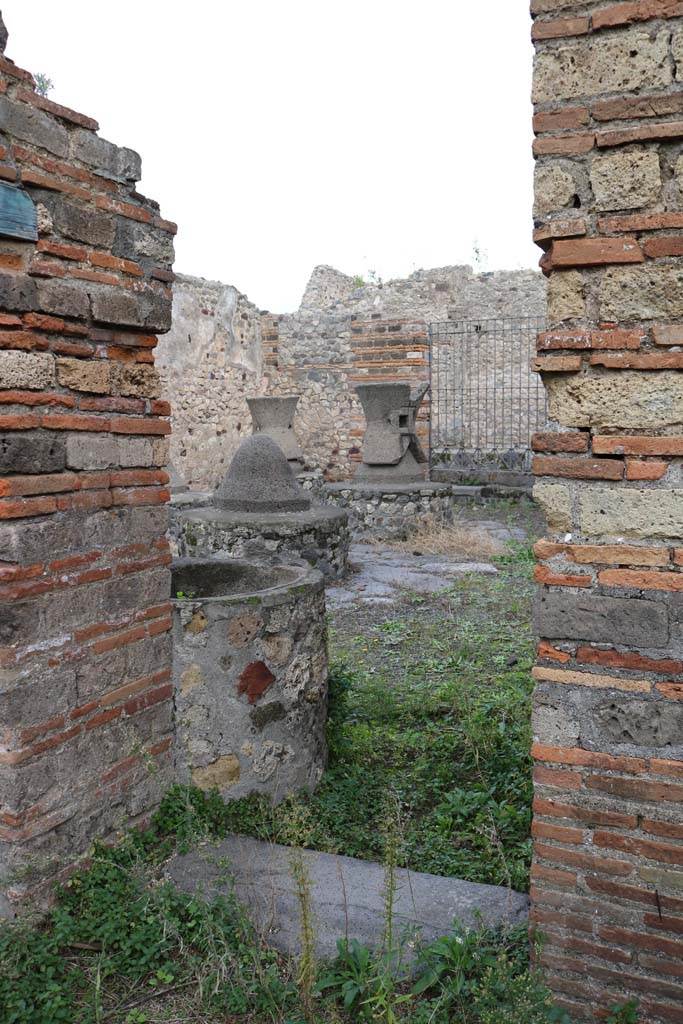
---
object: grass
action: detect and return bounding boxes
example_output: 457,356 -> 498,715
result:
205,540 -> 537,891
378,513 -> 510,559
0,804 -> 563,1023
0,797 -> 639,1023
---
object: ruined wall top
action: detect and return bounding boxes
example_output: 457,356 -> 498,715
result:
296,263 -> 547,322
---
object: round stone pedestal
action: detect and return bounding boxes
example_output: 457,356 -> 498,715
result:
324,481 -> 456,539
177,505 -> 350,580
172,558 -> 328,801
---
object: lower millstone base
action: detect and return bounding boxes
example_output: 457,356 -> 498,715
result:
174,503 -> 351,580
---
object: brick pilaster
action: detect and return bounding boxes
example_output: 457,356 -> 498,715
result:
531,4 -> 683,1021
0,42 -> 175,908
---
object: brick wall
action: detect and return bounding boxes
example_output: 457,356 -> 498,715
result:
0,34 -> 175,909
531,3 -> 683,1021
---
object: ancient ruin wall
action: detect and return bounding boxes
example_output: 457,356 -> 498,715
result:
158,266 -> 547,490
531,4 -> 683,1021
0,34 -> 175,907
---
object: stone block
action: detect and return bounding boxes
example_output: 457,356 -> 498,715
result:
534,590 -> 669,646
0,432 -> 66,474
592,698 -> 683,752
33,192 -> 116,249
111,362 -> 160,399
546,371 -> 683,430
0,96 -> 69,158
0,597 -> 41,644
0,350 -> 54,389
114,219 -> 174,265
579,488 -> 683,540
0,272 -> 37,312
117,436 -> 154,468
547,270 -> 585,323
152,437 -> 170,467
66,433 -> 118,470
90,287 -> 171,332
534,163 -> 578,216
56,357 -> 111,395
69,130 -> 141,182
533,481 -> 573,532
600,265 -> 683,320
36,279 -> 90,320
590,148 -> 661,212
532,28 -> 671,104
533,694 -> 580,747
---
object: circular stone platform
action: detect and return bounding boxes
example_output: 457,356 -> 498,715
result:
178,505 -> 350,580
175,436 -> 350,579
323,481 -> 457,540
172,557 -> 327,801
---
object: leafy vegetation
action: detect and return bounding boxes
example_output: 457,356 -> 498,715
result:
180,544 -> 537,890
0,821 -> 560,1023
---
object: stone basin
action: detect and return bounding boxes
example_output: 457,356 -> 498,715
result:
172,559 -> 306,601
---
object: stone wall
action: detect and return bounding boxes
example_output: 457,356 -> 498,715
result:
158,266 -> 547,490
0,30 -> 175,909
531,3 -> 683,1021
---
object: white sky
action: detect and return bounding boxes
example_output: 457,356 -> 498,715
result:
3,1 -> 538,311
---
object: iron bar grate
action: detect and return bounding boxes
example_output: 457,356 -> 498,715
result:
428,317 -> 547,473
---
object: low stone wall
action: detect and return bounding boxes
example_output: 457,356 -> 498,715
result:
324,482 -> 458,540
172,559 -> 328,801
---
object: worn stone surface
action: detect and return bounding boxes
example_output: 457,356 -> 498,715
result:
248,396 -> 303,465
547,270 -> 585,322
355,382 -> 429,484
0,432 -> 66,474
174,500 -> 350,581
533,28 -> 671,104
56,357 -> 110,394
326,542 -> 502,609
532,482 -> 573,532
0,350 -> 54,389
590,148 -> 661,212
172,560 -> 328,801
215,435 -> 311,513
546,371 -> 683,430
600,265 -> 683,320
167,835 -> 529,961
579,488 -> 683,540
534,163 -> 578,216
192,755 -> 241,792
534,591 -> 669,647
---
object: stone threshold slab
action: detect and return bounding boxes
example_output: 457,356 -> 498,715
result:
165,834 -> 529,960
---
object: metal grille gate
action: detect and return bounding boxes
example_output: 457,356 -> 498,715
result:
428,317 -> 547,473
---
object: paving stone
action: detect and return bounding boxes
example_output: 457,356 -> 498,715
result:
166,835 -> 529,961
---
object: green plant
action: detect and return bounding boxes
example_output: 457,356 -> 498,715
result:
606,1001 -> 640,1024
33,72 -> 54,96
